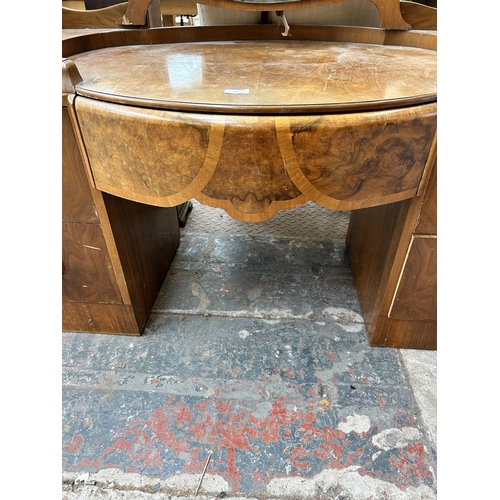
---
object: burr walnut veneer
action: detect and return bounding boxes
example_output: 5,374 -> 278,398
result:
62,24 -> 437,348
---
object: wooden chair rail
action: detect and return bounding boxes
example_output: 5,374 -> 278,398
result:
63,24 -> 436,61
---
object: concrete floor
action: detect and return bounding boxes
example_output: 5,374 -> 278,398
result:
62,201 -> 437,499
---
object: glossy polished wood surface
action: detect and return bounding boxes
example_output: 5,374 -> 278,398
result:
71,41 -> 436,113
63,22 -> 438,346
75,97 -> 436,220
67,31 -> 437,222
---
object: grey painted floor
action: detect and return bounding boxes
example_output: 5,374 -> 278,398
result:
62,200 -> 437,499
182,200 -> 437,454
183,200 -> 437,451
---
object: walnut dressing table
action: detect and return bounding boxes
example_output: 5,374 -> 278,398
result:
62,0 -> 437,348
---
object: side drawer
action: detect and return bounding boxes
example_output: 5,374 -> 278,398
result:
390,236 -> 437,321
62,222 -> 123,304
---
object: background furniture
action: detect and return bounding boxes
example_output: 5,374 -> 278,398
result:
62,0 -> 198,28
197,0 -> 435,29
62,2 -> 130,28
160,0 -> 198,26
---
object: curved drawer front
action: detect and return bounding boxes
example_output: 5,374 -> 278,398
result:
283,103 -> 436,210
75,97 -> 436,222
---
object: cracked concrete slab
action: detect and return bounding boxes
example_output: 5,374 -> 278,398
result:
399,350 -> 437,451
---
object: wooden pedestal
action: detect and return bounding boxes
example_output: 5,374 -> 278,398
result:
62,106 -> 180,335
347,160 -> 437,349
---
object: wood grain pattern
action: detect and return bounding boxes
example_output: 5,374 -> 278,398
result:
368,0 -> 410,29
102,193 -> 180,331
400,1 -> 436,30
70,41 -> 436,114
283,104 -> 436,209
74,95 -> 435,221
368,316 -> 436,349
390,236 -> 436,321
62,301 -> 141,335
117,0 -> 162,26
63,1 -> 86,9
199,116 -> 305,218
63,84 -> 180,335
346,159 -> 437,349
75,98 -> 221,202
62,108 -> 98,223
346,201 -> 411,334
62,59 -> 83,96
62,222 -> 123,304
414,159 -> 436,235
160,0 -> 198,15
62,25 -> 437,60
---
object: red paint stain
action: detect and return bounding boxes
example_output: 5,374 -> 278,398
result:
63,435 -> 84,454
70,457 -> 101,470
70,414 -> 167,473
223,284 -> 235,298
148,404 -> 192,455
261,399 -> 291,444
290,446 -> 309,469
307,386 -> 317,397
185,397 -> 331,489
181,447 -> 203,474
284,369 -> 295,379
101,431 -> 165,472
252,470 -> 267,487
189,406 -> 215,442
359,440 -> 433,490
387,442 -> 434,488
188,400 -> 260,491
312,429 -> 345,462
344,447 -> 364,467
379,397 -> 387,406
326,352 -> 337,362
172,403 -> 194,426
109,437 -> 133,452
66,396 -> 412,493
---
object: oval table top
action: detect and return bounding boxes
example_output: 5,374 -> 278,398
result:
71,40 -> 436,114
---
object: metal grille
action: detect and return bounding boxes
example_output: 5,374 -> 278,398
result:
183,200 -> 350,242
